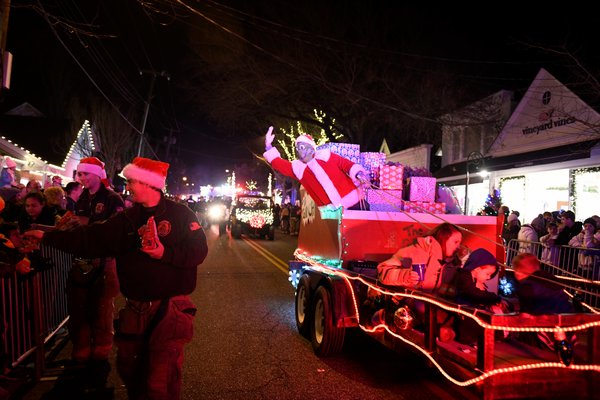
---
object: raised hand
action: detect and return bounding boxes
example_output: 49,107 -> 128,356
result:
265,126 -> 275,150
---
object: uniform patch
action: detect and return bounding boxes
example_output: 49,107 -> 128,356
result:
95,203 -> 105,215
189,222 -> 201,231
157,220 -> 171,237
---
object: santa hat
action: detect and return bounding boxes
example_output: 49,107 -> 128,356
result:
3,157 -> 16,169
77,157 -> 106,178
121,157 -> 169,189
295,135 -> 317,149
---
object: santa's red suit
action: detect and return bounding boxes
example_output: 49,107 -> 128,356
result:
264,147 -> 365,208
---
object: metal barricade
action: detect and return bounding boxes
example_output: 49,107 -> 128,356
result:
506,239 -> 600,310
1,245 -> 72,378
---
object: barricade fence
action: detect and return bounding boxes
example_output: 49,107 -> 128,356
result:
506,239 -> 600,310
1,244 -> 72,375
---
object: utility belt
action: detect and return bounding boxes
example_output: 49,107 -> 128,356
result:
69,258 -> 106,287
115,295 -> 196,344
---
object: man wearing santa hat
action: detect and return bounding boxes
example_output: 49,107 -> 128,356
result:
65,157 -> 125,375
25,157 -> 208,400
263,126 -> 370,210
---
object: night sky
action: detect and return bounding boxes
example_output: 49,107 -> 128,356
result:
3,1 -> 600,185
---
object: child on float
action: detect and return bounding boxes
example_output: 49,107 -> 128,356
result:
512,253 -> 576,352
512,253 -> 574,315
452,248 -> 509,345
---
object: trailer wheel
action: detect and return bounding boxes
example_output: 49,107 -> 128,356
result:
311,286 -> 345,356
295,275 -> 311,337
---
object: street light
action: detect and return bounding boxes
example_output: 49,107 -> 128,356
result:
465,151 -> 484,215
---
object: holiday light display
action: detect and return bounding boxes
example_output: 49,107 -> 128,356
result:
290,250 -> 600,387
234,208 -> 273,227
479,188 -> 502,216
277,109 -> 344,161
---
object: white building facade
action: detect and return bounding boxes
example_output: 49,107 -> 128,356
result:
436,68 -> 600,224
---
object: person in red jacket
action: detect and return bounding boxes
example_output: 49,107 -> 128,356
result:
25,157 -> 208,400
263,126 -> 370,210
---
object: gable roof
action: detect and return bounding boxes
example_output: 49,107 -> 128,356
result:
4,102 -> 45,118
488,68 -> 600,157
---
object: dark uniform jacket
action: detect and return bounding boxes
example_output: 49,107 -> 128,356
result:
42,193 -> 208,301
76,184 -> 124,222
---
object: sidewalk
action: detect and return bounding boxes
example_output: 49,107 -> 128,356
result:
3,329 -> 128,400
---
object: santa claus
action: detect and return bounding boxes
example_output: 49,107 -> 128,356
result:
263,126 -> 370,210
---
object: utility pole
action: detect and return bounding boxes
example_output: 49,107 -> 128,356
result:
0,0 -> 9,48
1,0 -> 11,90
137,69 -> 170,157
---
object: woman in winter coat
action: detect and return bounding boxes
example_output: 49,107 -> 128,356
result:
377,222 -> 463,292
375,222 -> 463,341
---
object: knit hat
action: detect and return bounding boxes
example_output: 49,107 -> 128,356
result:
463,248 -> 498,277
507,213 -> 518,223
295,135 -> 317,150
121,157 -> 169,189
583,217 -> 597,229
77,157 -> 106,178
3,157 -> 16,169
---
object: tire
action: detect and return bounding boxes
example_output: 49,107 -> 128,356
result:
232,224 -> 242,239
310,286 -> 345,356
295,275 -> 311,337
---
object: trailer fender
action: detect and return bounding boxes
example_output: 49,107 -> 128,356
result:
308,273 -> 357,328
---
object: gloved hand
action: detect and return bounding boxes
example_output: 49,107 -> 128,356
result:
356,171 -> 370,187
265,126 -> 275,151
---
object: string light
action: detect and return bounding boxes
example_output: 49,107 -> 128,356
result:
290,251 -> 600,387
235,209 -> 274,226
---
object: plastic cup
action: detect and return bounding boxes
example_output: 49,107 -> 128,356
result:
412,263 -> 426,282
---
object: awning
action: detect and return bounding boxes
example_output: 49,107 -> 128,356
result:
435,139 -> 600,185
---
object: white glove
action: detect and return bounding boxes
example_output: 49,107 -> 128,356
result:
265,126 -> 274,150
356,171 -> 370,187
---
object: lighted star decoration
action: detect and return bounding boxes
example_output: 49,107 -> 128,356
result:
246,180 -> 257,191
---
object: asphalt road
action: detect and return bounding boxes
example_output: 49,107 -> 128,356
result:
16,224 -> 476,400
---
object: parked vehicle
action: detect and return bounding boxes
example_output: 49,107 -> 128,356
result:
230,195 -> 275,240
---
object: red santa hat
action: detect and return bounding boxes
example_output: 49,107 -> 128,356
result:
295,135 -> 317,149
77,157 -> 106,178
121,157 -> 169,189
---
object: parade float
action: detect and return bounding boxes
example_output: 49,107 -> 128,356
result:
286,143 -> 600,400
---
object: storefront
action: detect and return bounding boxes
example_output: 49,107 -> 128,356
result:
436,68 -> 600,223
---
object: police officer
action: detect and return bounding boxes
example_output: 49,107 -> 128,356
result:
68,157 -> 124,366
25,157 -> 208,400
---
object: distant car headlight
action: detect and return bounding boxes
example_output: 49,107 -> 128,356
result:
208,204 -> 226,220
